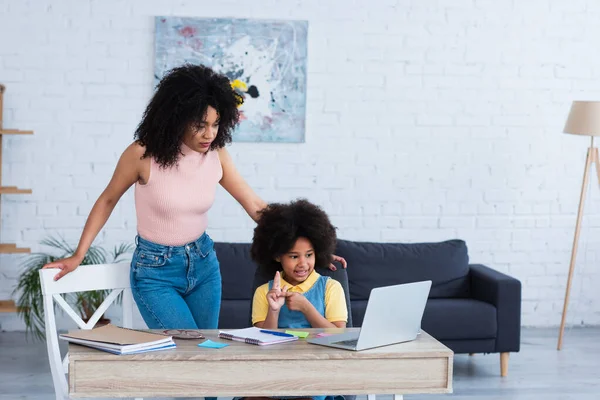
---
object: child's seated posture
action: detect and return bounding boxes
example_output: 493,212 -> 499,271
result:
243,199 -> 347,400
251,199 -> 348,331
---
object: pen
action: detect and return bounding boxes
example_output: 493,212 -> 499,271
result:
260,329 -> 295,337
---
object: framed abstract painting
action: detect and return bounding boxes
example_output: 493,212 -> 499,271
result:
154,16 -> 308,143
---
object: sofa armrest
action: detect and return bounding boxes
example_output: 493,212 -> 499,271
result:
470,264 -> 522,353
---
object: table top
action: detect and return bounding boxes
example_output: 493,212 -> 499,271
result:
68,328 -> 453,362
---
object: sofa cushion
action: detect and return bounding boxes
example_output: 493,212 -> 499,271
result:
219,300 -> 252,329
336,239 -> 470,299
423,299 -> 497,340
350,298 -> 497,341
215,242 -> 257,300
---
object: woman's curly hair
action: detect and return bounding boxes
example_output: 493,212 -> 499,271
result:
250,199 -> 337,275
134,64 -> 243,168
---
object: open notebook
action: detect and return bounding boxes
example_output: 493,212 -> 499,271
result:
218,327 -> 298,346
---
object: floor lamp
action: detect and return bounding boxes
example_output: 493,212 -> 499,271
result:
557,101 -> 600,350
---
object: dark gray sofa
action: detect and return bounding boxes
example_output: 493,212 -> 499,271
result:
216,238 -> 521,377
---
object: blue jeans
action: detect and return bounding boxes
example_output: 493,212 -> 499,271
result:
130,233 -> 222,329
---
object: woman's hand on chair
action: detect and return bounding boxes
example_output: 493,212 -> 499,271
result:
42,255 -> 83,281
328,254 -> 348,271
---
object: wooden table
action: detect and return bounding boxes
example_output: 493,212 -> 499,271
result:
68,328 -> 453,399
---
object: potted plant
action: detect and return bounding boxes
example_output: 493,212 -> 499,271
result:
12,235 -> 133,340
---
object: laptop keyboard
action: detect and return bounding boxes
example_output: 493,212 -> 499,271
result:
332,339 -> 358,347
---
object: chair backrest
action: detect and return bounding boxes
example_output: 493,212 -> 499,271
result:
314,267 -> 353,328
250,267 -> 354,328
39,262 -> 134,400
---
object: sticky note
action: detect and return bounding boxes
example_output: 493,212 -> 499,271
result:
285,330 -> 309,338
197,340 -> 229,349
316,333 -> 334,337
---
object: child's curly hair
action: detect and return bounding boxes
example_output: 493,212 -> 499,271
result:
134,63 -> 243,168
250,199 -> 337,275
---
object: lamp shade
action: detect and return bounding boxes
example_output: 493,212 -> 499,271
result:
563,101 -> 600,136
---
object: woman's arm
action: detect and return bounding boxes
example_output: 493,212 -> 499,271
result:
42,143 -> 145,280
217,147 -> 348,270
218,147 -> 266,222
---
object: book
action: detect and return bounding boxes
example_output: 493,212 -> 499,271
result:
218,327 -> 299,346
59,324 -> 176,355
63,338 -> 176,355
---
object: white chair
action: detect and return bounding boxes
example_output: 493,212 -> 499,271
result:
39,262 -> 141,400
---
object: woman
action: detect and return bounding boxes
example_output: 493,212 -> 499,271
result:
42,64 -> 346,330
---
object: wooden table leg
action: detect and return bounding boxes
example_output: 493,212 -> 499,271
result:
500,352 -> 509,377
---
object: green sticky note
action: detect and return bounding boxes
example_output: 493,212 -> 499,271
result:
285,330 -> 309,338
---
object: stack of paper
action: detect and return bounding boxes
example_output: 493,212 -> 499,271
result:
59,324 -> 176,355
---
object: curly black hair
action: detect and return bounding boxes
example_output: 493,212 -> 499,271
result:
134,64 -> 243,168
250,199 -> 337,275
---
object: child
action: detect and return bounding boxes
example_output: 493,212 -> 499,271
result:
246,199 -> 347,400
250,199 -> 348,330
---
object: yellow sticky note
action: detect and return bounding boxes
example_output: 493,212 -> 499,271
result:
285,330 -> 309,338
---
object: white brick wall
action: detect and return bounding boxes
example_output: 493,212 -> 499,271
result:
1,0 -> 600,331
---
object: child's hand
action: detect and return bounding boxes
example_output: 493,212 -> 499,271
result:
266,271 -> 288,312
284,292 -> 308,313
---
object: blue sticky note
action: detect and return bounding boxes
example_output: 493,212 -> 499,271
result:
197,339 -> 228,349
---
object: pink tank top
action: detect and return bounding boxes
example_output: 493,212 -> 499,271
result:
134,144 -> 223,246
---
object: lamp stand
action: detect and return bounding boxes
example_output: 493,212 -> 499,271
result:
558,136 -> 600,350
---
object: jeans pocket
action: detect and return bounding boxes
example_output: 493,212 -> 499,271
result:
135,249 -> 168,268
197,235 -> 215,258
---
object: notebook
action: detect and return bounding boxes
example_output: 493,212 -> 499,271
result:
59,324 -> 176,355
218,327 -> 299,346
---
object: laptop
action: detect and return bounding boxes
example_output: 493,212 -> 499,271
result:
307,280 -> 432,351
